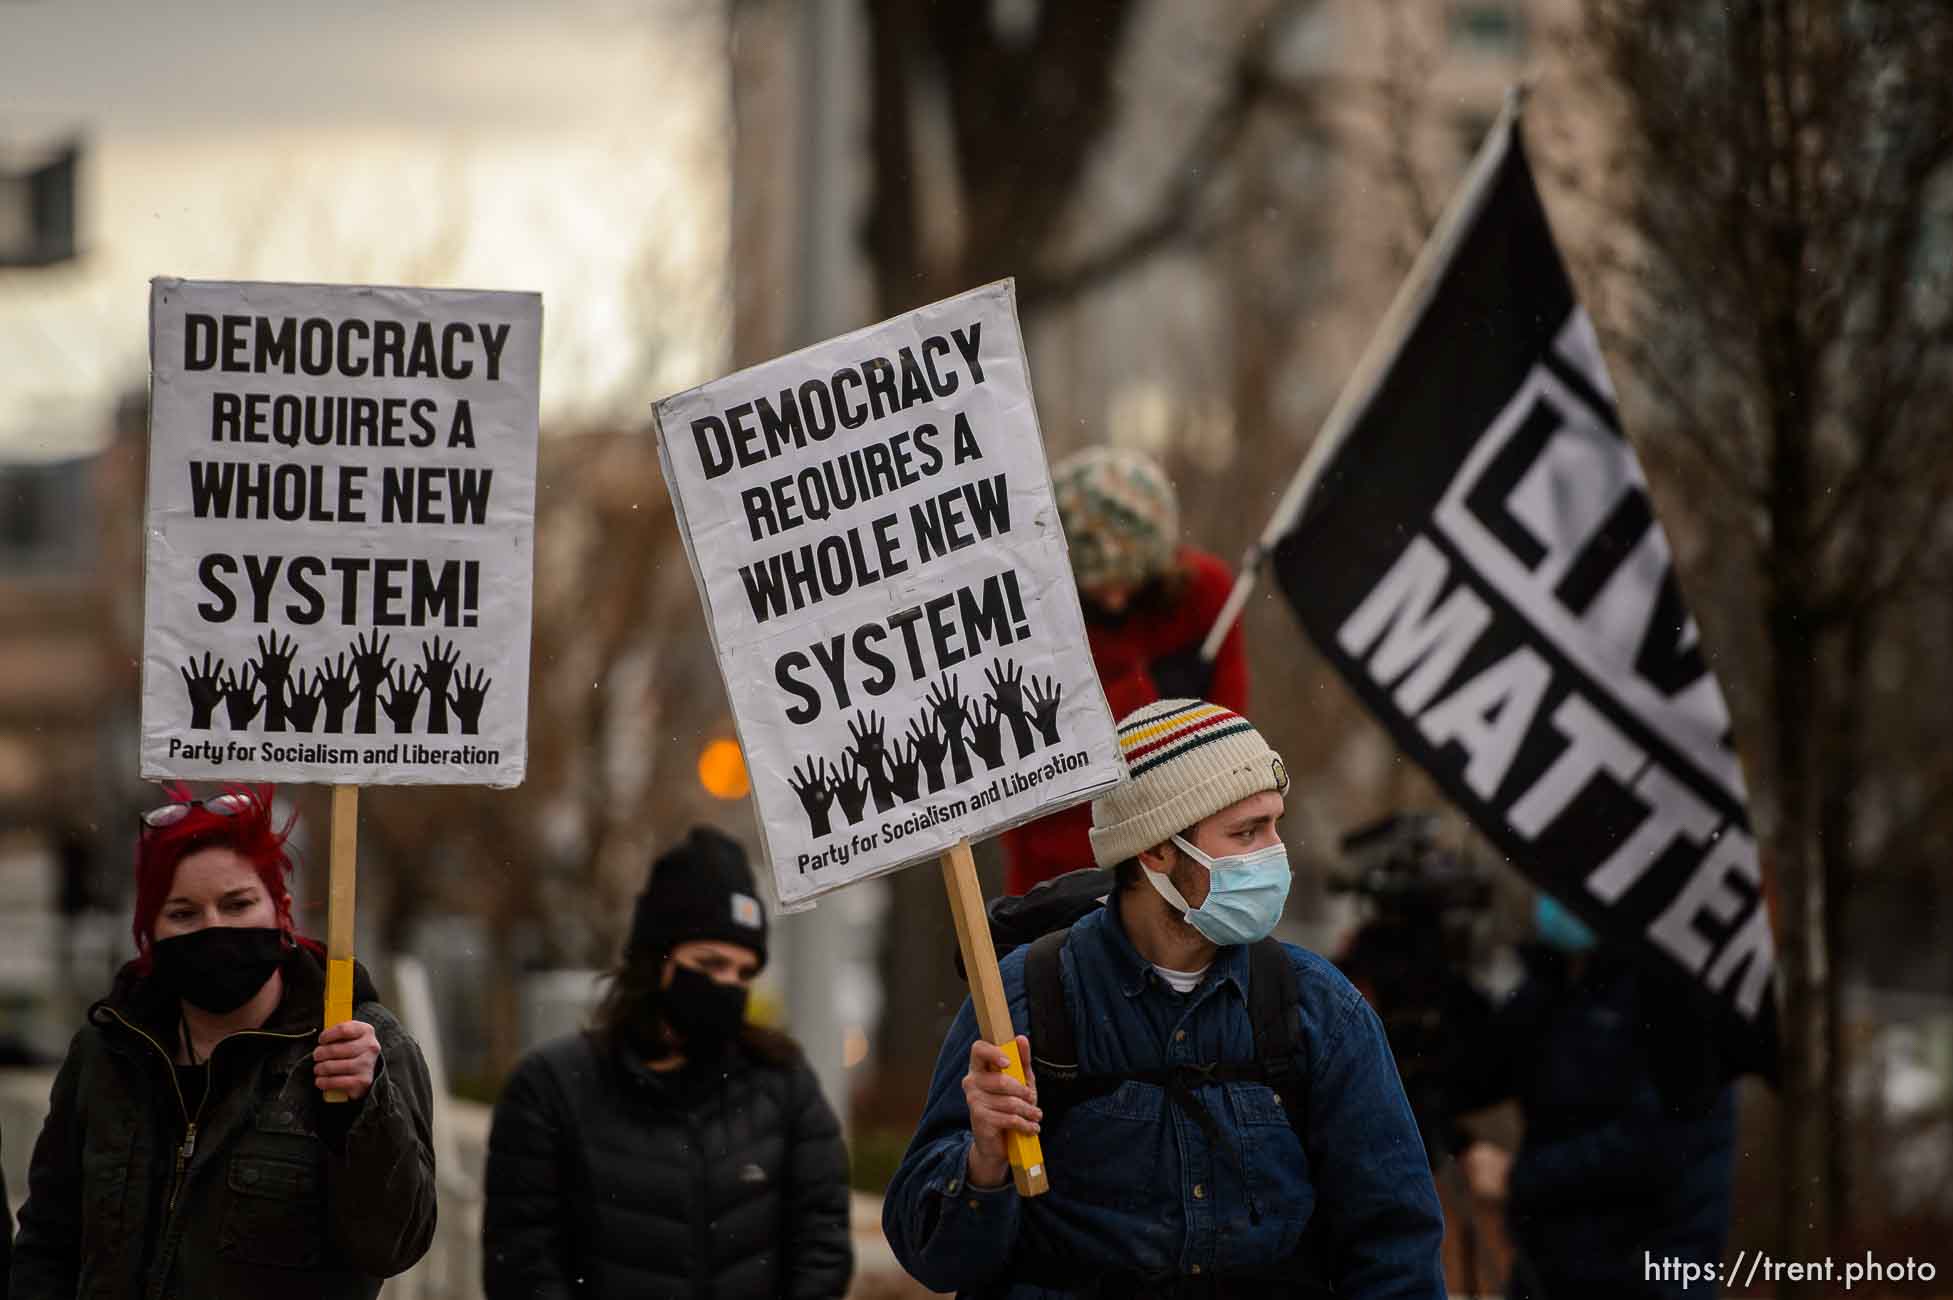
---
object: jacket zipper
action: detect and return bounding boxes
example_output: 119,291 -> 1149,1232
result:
101,1008 -> 198,1211
100,1008 -> 312,1212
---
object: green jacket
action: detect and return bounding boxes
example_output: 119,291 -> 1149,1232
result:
10,946 -> 437,1300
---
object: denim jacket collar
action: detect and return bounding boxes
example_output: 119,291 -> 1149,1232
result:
1086,895 -> 1252,1003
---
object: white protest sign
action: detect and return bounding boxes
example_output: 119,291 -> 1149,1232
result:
655,280 -> 1122,909
140,278 -> 540,787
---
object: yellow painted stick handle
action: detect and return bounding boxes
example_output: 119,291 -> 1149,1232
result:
997,1038 -> 1048,1195
325,957 -> 355,1030
324,786 -> 359,1104
938,840 -> 1049,1197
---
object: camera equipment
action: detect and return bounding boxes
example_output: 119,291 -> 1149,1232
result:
1329,813 -> 1493,1170
1328,811 -> 1491,918
1331,812 -> 1502,1294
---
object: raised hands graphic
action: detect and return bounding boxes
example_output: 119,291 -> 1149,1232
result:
789,757 -> 838,839
418,637 -> 462,734
1027,673 -> 1064,748
450,664 -> 491,735
832,753 -> 872,826
170,634 -> 495,744
349,632 -> 392,734
317,652 -> 358,733
907,713 -> 949,794
847,710 -> 899,813
926,674 -> 976,786
777,663 -> 1073,842
180,653 -> 227,730
221,665 -> 262,730
250,632 -> 300,732
968,700 -> 1008,772
382,665 -> 425,735
886,734 -> 922,803
985,658 -> 1039,759
285,668 -> 325,734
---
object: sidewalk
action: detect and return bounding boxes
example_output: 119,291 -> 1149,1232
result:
849,1192 -> 942,1299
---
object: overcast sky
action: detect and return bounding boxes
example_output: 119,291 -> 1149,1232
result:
0,0 -> 731,460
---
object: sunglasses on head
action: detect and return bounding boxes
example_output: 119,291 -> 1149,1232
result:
139,791 -> 256,833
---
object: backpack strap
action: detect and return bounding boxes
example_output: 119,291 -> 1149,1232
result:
1015,930 -> 1333,1294
1024,926 -> 1127,1120
1248,937 -> 1335,1296
1032,931 -> 1310,1127
1024,928 -> 1082,1103
1000,932 -> 1098,1295
1246,936 -> 1306,1134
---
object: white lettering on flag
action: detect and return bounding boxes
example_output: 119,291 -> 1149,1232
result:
1433,312 -> 1741,803
1332,513 -> 1775,1024
1336,534 -> 1493,715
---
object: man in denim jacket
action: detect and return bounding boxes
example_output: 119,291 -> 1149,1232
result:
885,699 -> 1446,1298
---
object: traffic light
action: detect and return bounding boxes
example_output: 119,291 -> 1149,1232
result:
697,738 -> 750,800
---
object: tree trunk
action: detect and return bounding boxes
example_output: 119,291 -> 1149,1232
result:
1818,606 -> 1871,1247
1768,413 -> 1832,1286
484,906 -> 526,1083
866,866 -> 963,1125
1772,625 -> 1831,1285
863,0 -> 926,316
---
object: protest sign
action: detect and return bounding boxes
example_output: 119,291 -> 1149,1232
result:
655,280 -> 1122,910
140,278 -> 541,787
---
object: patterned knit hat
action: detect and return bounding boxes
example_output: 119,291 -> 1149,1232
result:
1089,699 -> 1289,868
1051,446 -> 1180,590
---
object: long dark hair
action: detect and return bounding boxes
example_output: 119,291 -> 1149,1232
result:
589,948 -> 802,1069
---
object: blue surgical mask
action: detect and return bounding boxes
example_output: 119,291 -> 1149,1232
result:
1141,835 -> 1292,946
1534,894 -> 1597,954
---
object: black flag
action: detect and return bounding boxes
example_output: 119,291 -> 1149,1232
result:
1269,108 -> 1778,1080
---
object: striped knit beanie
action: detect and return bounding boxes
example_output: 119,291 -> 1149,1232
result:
1052,446 -> 1180,590
1089,699 -> 1290,868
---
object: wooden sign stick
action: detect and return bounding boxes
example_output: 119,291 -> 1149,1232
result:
323,785 -> 359,1104
939,839 -> 1049,1197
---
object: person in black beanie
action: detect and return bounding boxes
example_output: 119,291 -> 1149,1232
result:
482,826 -> 854,1300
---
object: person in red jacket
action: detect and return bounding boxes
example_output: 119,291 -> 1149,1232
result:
1003,447 -> 1249,894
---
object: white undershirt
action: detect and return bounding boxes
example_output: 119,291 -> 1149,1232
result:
1151,962 -> 1210,994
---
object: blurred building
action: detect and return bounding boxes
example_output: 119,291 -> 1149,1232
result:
0,129 -> 149,1049
0,136 -> 78,268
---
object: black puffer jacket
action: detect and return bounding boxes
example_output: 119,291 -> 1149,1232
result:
9,947 -> 437,1300
482,1029 -> 853,1299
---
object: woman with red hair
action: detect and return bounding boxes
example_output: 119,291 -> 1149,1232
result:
10,786 -> 437,1299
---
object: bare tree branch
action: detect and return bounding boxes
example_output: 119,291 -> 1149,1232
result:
1021,0 -> 1324,312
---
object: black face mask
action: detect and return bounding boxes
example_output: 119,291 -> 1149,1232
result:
150,926 -> 287,1014
661,963 -> 749,1055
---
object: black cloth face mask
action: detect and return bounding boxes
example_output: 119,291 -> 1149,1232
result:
150,926 -> 287,1014
661,963 -> 750,1055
